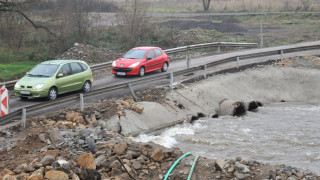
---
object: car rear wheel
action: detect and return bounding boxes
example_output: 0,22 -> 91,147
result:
83,81 -> 91,92
48,87 -> 57,100
161,62 -> 168,72
139,67 -> 145,77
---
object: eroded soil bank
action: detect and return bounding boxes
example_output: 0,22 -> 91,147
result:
0,56 -> 320,179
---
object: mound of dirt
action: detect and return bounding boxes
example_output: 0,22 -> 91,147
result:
55,43 -> 121,64
160,20 -> 247,32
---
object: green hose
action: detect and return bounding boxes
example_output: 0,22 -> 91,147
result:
187,155 -> 199,180
164,152 -> 192,180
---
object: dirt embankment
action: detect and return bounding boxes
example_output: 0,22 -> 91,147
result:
1,56 -> 320,179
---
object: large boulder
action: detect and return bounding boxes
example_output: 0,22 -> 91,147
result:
218,99 -> 246,116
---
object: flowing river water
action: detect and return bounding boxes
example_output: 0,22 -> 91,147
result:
136,102 -> 320,175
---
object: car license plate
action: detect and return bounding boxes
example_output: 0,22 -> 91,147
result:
117,72 -> 126,76
20,90 -> 30,95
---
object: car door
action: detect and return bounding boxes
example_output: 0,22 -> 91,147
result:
145,50 -> 156,72
69,62 -> 85,90
154,48 -> 164,69
56,63 -> 73,94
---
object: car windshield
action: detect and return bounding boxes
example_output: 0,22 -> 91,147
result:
28,64 -> 59,77
123,49 -> 147,59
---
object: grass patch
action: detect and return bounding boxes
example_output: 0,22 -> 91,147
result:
0,61 -> 39,82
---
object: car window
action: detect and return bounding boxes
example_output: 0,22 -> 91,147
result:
155,49 -> 162,57
28,64 -> 59,77
123,49 -> 147,59
147,50 -> 155,59
79,63 -> 88,71
58,64 -> 72,77
70,62 -> 83,74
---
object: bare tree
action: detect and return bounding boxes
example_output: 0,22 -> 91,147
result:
202,0 -> 211,12
0,0 -> 58,39
116,0 -> 150,48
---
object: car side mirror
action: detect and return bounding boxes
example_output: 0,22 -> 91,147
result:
56,73 -> 64,78
147,57 -> 152,60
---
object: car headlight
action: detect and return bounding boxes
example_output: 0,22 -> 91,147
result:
112,61 -> 116,66
14,82 -> 20,89
33,83 -> 45,90
129,62 -> 140,68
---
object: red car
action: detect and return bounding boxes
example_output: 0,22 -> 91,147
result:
111,46 -> 169,77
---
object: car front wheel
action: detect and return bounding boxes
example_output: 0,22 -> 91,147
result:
161,62 -> 168,72
139,67 -> 145,77
48,87 -> 57,100
83,81 -> 91,92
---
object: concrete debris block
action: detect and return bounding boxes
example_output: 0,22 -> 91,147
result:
38,133 -> 46,143
218,99 -> 246,116
66,111 -> 84,124
45,170 -> 68,180
15,173 -> 29,180
234,171 -> 250,180
49,128 -> 64,143
27,169 -> 44,180
13,163 -> 27,174
44,120 -> 55,126
95,155 -> 106,168
145,94 -> 153,101
120,100 -> 130,108
43,150 -> 59,159
215,158 -> 226,171
2,174 -> 16,180
151,147 -> 164,162
40,155 -> 55,167
103,115 -> 120,133
52,159 -> 70,172
114,141 -> 128,155
77,153 -> 96,170
132,161 -> 142,170
134,105 -> 144,114
235,161 -> 250,173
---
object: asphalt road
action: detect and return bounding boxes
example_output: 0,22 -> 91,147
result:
8,41 -> 320,113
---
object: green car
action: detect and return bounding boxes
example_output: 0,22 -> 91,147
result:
14,60 -> 93,100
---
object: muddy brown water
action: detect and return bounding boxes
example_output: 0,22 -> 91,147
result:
136,102 -> 320,175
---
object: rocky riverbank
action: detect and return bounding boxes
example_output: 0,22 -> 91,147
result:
1,56 -> 320,179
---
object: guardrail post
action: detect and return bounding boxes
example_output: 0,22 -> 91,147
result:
80,93 -> 84,112
203,65 -> 207,79
217,46 -> 221,54
186,48 -> 190,69
280,50 -> 284,60
21,108 -> 26,128
127,83 -> 137,102
236,57 -> 240,69
170,73 -> 174,90
260,18 -> 264,48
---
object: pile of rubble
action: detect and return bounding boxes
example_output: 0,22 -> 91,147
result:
1,123 -> 318,180
55,43 -> 121,64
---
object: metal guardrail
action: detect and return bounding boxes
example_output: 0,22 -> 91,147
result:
1,42 -> 320,126
0,42 -> 257,88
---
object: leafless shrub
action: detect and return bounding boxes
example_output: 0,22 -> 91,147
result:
116,0 -> 151,49
300,0 -> 311,11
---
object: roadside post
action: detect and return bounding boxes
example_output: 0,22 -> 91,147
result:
236,57 -> 240,69
0,85 -> 9,117
186,48 -> 190,69
21,108 -> 26,128
80,93 -> 84,112
128,83 -> 137,102
217,46 -> 221,54
170,73 -> 174,90
203,65 -> 207,79
281,50 -> 284,60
